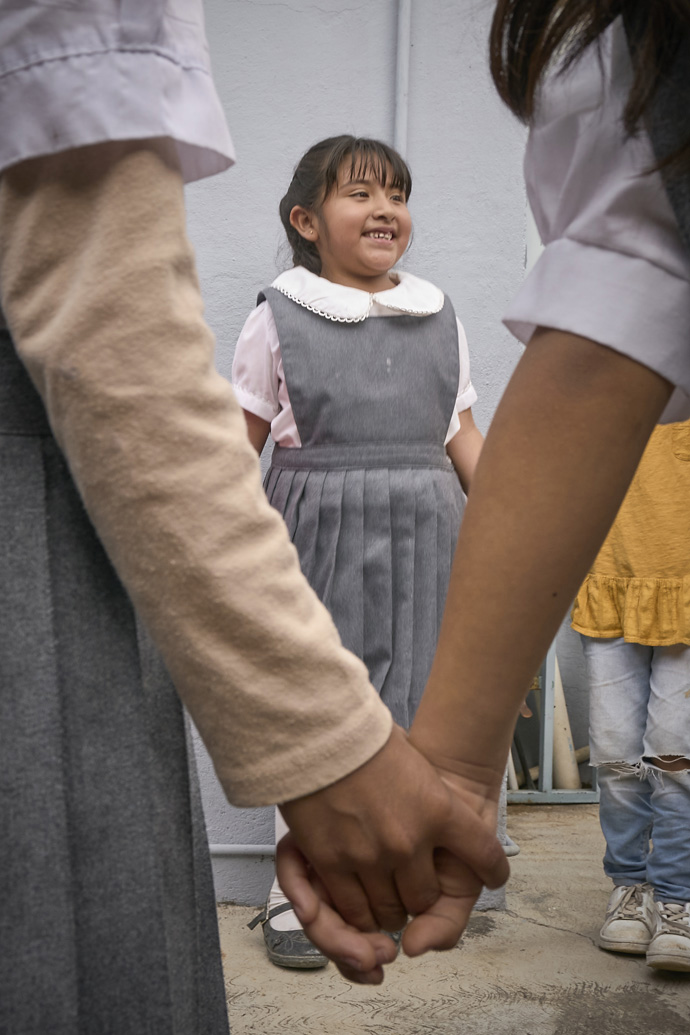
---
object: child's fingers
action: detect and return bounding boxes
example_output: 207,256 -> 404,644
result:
314,870 -> 379,933
354,868 -> 410,933
437,790 -> 509,891
434,846 -> 485,899
401,848 -> 482,956
393,850 -> 441,918
277,835 -> 398,981
301,900 -> 398,981
275,834 -> 321,926
335,961 -> 385,986
402,892 -> 477,957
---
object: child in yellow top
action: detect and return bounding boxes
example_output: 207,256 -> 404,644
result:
572,421 -> 690,972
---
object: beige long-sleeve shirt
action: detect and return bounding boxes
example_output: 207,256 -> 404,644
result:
0,140 -> 392,806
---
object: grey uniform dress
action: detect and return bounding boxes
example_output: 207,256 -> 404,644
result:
261,287 -> 465,728
0,328 -> 229,1035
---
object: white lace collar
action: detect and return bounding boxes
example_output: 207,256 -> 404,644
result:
270,266 -> 445,323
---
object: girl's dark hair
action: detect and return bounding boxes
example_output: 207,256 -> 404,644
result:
279,135 -> 412,275
489,0 -> 690,169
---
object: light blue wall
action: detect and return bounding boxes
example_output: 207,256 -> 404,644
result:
185,0 -> 586,905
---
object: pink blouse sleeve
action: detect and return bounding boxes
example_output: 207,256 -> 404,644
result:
231,301 -> 281,422
445,316 -> 478,444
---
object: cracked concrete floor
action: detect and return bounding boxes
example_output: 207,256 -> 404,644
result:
218,805 -> 690,1035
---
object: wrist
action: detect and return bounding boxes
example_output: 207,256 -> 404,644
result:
408,711 -> 510,797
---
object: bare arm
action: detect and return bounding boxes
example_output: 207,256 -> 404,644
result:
411,329 -> 671,786
373,329 -> 671,958
242,409 -> 270,454
445,406 -> 483,493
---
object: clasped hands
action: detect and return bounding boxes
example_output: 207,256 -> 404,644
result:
278,724 -> 508,984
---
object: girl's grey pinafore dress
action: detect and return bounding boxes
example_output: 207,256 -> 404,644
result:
0,327 -> 229,1035
261,287 -> 465,727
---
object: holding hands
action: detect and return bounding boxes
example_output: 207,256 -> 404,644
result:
278,724 -> 508,983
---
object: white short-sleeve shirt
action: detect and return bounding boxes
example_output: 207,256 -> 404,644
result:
0,0 -> 234,182
504,17 -> 690,422
232,266 -> 478,447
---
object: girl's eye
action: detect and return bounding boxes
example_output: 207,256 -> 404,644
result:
351,190 -> 369,198
390,193 -> 405,203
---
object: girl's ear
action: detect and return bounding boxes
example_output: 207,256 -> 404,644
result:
289,205 -> 319,242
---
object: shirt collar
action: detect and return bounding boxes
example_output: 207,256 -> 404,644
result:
270,266 -> 445,322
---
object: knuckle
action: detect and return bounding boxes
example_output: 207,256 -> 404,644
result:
340,901 -> 372,928
386,831 -> 417,864
375,897 -> 406,922
408,888 -> 440,915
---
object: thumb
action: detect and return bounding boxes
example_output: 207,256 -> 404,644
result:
403,847 -> 484,957
402,889 -> 477,957
438,789 -> 509,890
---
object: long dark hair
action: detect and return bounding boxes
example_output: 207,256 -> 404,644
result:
489,0 -> 690,168
279,135 -> 413,275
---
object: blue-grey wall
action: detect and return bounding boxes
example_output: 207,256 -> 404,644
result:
185,0 -> 588,904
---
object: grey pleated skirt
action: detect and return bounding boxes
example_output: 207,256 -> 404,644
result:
266,443 -> 463,728
0,329 -> 229,1034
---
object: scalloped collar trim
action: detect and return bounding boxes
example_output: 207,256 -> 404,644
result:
270,266 -> 445,323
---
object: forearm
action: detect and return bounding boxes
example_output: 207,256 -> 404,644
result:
0,140 -> 391,806
446,413 -> 483,493
411,329 -> 672,781
242,409 -> 271,454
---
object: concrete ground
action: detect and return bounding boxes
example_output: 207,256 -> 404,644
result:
218,805 -> 690,1035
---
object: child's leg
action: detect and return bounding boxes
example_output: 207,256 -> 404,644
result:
643,644 -> 690,971
583,636 -> 654,884
581,635 -> 656,953
643,643 -> 690,902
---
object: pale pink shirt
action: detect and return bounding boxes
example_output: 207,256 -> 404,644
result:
232,266 -> 477,447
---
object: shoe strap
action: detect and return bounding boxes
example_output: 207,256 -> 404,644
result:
247,900 -> 295,930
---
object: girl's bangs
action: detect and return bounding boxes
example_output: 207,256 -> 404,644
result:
322,139 -> 412,199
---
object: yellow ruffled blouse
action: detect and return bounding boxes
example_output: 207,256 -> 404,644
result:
572,421 -> 690,646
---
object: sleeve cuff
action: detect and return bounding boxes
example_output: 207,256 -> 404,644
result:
456,382 -> 478,414
229,696 -> 394,807
231,383 -> 277,423
504,237 -> 690,421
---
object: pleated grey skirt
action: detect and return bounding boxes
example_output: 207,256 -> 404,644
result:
0,330 -> 229,1034
266,442 -> 464,728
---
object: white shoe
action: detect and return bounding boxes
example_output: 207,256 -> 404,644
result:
599,884 -> 654,955
646,900 -> 690,972
503,835 -> 520,858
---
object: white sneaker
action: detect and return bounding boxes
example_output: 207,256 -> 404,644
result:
599,884 -> 655,955
646,901 -> 690,972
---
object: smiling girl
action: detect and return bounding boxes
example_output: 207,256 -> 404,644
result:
232,134 -> 482,968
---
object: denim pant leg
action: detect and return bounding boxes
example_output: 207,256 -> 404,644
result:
643,644 -> 690,903
581,636 -> 653,886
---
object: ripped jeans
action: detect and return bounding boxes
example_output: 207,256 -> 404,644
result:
581,636 -> 690,903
